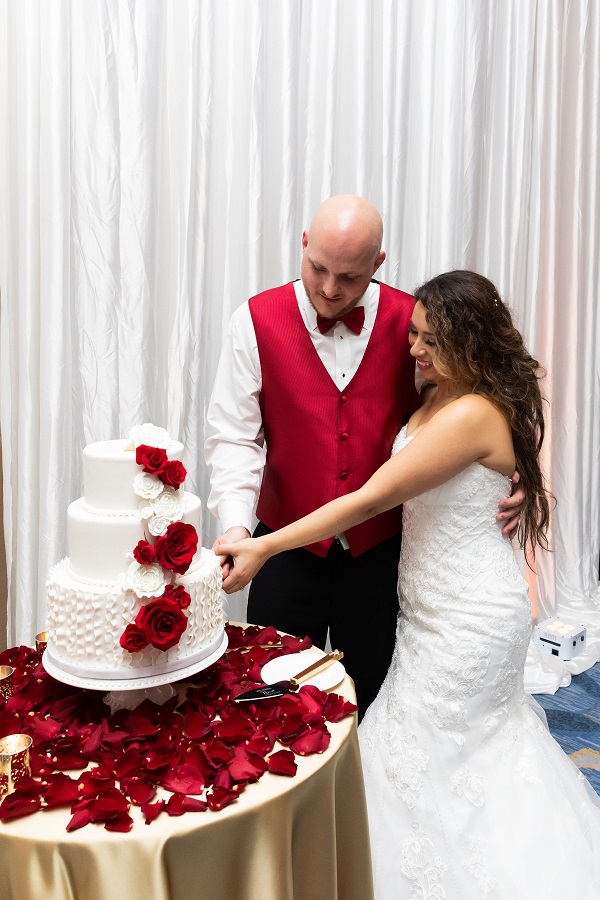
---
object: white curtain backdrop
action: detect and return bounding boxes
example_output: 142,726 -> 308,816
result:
1,0 -> 599,690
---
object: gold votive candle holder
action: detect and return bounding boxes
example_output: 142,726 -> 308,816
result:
0,733 -> 32,796
35,631 -> 48,655
0,666 -> 14,701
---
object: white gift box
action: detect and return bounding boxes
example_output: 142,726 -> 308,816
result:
534,617 -> 587,661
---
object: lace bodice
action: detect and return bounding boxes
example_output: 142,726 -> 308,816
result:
392,425 -> 525,638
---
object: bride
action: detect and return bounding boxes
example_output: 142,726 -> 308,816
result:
216,270 -> 600,898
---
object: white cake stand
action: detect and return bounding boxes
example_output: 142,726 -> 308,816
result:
42,630 -> 229,707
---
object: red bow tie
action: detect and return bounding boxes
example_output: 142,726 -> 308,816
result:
316,306 -> 365,335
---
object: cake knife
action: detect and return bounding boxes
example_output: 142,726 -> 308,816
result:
234,650 -> 344,702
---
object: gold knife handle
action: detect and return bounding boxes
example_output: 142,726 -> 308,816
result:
290,650 -> 344,687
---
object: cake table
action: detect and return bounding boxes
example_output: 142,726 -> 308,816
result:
0,631 -> 373,900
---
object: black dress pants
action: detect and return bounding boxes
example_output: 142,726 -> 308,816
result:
247,523 -> 402,720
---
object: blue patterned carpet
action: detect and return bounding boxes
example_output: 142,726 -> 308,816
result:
536,662 -> 600,796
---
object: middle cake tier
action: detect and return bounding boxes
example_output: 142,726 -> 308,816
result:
67,492 -> 203,583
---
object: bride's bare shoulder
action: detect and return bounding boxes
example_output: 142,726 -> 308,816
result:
435,393 -> 510,435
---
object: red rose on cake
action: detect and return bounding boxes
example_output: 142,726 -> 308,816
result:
163,583 -> 192,610
135,597 -> 188,651
159,460 -> 187,489
154,522 -> 198,575
133,540 -> 156,566
120,624 -> 149,653
136,445 -> 168,475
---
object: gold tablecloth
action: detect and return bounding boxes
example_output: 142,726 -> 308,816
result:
0,671 -> 373,900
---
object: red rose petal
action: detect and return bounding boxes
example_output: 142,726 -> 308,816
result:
227,746 -> 267,783
165,793 -> 187,816
297,683 -> 328,710
183,745 -> 215,782
48,693 -> 85,722
121,778 -> 156,806
113,746 -> 145,779
206,786 -> 238,811
142,799 -> 165,824
104,810 -> 134,832
181,796 -> 208,813
163,763 -> 205,795
66,808 -> 92,832
267,749 -> 298,777
0,792 -> 42,821
218,668 -> 243,692
276,713 -> 308,746
26,715 -> 62,746
290,725 -> 331,756
142,748 -> 173,777
89,788 -> 129,822
0,709 -> 21,740
245,731 -> 276,756
49,738 -> 87,770
123,711 -> 160,738
253,626 -> 280,646
213,768 -> 233,791
246,662 -> 267,684
280,634 -> 313,653
323,693 -> 358,722
223,625 -> 249,649
42,773 -> 80,808
183,709 -> 212,740
213,713 -> 255,742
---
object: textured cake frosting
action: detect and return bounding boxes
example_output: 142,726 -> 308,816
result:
44,426 -> 226,690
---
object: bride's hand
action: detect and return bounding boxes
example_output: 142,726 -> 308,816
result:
212,537 -> 270,594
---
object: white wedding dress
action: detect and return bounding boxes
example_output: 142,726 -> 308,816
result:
359,426 -> 600,899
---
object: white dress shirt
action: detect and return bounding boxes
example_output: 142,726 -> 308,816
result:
205,280 -> 381,534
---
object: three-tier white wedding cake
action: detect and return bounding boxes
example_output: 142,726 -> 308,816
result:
44,424 -> 226,690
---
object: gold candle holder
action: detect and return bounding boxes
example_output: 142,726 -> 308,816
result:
35,631 -> 48,655
0,665 -> 14,701
0,733 -> 32,796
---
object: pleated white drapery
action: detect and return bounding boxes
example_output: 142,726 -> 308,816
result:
1,1 -> 599,691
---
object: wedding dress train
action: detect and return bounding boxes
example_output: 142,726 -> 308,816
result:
359,426 -> 600,899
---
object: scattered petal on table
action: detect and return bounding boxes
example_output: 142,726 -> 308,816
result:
141,799 -> 165,824
267,749 -> 298,777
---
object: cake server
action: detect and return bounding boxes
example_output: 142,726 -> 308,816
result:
234,650 -> 344,702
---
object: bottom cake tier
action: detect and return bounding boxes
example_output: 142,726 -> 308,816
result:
44,548 -> 226,690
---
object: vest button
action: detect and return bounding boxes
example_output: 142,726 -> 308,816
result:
340,471 -> 348,480
340,395 -> 348,403
340,432 -> 349,441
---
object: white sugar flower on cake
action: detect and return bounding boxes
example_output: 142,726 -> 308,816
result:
128,423 -> 172,450
148,487 -> 184,521
140,488 -> 184,537
123,561 -> 169,598
133,472 -> 164,500
146,515 -> 172,537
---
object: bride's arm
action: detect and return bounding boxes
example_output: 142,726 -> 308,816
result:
216,395 -> 512,592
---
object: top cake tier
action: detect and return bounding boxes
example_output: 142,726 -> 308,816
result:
83,438 -> 184,513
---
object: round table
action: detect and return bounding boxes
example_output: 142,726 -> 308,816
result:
0,666 -> 373,900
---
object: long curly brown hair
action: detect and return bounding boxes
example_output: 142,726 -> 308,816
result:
414,270 -> 551,556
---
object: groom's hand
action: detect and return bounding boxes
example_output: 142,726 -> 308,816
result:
212,526 -> 251,580
497,471 -> 524,540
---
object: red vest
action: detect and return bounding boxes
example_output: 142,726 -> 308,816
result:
249,282 -> 420,557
